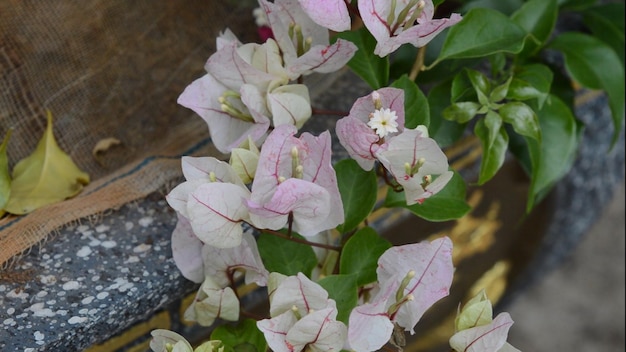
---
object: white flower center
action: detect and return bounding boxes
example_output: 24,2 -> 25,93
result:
368,108 -> 399,138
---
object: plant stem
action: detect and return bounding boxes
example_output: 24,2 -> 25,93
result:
409,46 -> 427,81
261,228 -> 342,251
312,107 -> 349,116
240,309 -> 266,320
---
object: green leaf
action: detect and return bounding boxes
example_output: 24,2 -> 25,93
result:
317,274 -> 358,324
484,110 -> 503,149
548,32 -> 625,146
499,102 -> 541,141
511,0 -> 558,57
335,27 -> 389,89
232,344 -> 257,352
434,8 -> 527,65
489,76 -> 513,103
558,0 -> 598,11
389,44 -> 418,82
525,94 -> 580,211
257,232 -> 318,277
339,227 -> 391,286
5,111 -> 90,215
384,170 -> 470,221
507,63 -> 553,108
428,81 -> 468,148
391,75 -> 430,128
459,0 -> 525,16
474,118 -> 509,185
583,2 -> 625,65
451,70 -> 476,103
0,129 -> 12,213
335,159 -> 378,233
210,319 -> 267,352
488,53 -> 507,77
466,69 -> 491,99
443,102 -> 481,123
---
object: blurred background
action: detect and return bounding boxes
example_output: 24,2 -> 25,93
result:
508,181 -> 625,351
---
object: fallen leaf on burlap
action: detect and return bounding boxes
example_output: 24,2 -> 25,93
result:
0,129 -> 12,217
4,111 -> 90,215
92,137 -> 122,162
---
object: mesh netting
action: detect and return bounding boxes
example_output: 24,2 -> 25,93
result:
0,0 -> 260,267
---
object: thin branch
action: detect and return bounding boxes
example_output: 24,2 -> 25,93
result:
261,228 -> 342,251
240,309 -> 266,321
312,107 -> 349,116
409,46 -> 427,81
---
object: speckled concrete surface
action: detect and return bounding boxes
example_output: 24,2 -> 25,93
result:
508,181 -> 625,351
0,194 -> 197,351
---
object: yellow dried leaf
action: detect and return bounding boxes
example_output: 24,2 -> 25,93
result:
92,137 -> 122,157
4,111 -> 90,215
92,137 -> 122,166
0,129 -> 12,216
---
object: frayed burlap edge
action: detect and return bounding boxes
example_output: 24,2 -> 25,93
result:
0,135 -> 221,270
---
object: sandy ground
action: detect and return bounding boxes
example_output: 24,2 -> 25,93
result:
508,181 -> 625,351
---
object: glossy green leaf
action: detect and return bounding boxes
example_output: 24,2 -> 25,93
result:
511,0 -> 558,57
257,232 -> 317,277
507,64 -> 553,108
451,70 -> 476,103
210,319 -> 267,352
484,110 -> 503,149
443,102 -> 481,123
434,8 -> 527,65
489,76 -> 513,103
391,75 -> 430,128
335,27 -> 389,89
500,102 -> 541,141
0,129 -> 12,213
583,2 -> 625,65
474,118 -> 509,185
318,274 -> 358,323
5,111 -> 90,215
428,81 -> 468,148
339,227 -> 391,286
525,94 -> 580,211
548,32 -> 625,146
384,170 -> 470,221
335,159 -> 378,233
465,69 -> 490,107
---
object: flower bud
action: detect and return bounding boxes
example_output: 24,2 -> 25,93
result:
229,136 -> 260,184
371,91 -> 382,110
454,289 -> 493,332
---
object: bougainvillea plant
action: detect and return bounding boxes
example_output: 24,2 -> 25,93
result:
150,0 -> 624,351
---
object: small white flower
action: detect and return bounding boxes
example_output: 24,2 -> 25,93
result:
368,108 -> 399,138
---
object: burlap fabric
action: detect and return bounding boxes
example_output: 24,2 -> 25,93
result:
0,1 -> 260,268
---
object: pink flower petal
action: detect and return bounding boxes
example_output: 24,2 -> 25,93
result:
298,0 -> 351,32
377,237 -> 454,333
